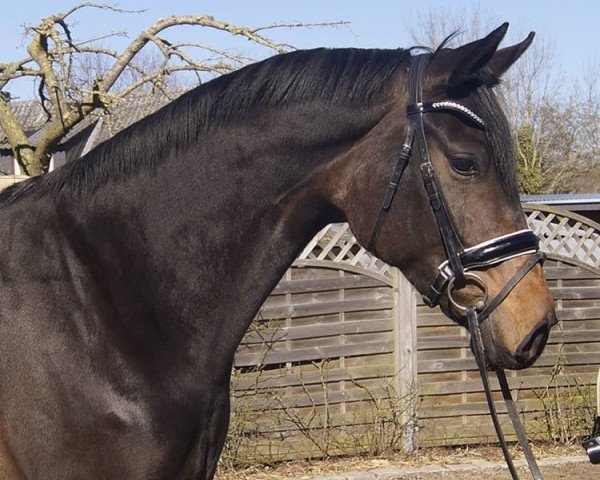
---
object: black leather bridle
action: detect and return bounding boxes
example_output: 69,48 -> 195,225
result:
366,53 -> 540,308
367,53 -> 546,480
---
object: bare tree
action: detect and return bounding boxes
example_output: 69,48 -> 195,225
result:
0,3 -> 346,176
404,4 -> 498,49
542,60 -> 600,192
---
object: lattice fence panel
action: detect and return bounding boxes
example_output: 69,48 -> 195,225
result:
296,223 -> 393,280
524,204 -> 600,273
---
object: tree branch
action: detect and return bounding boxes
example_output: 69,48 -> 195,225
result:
0,97 -> 35,174
0,58 -> 42,90
251,20 -> 349,34
1,6 -> 347,175
44,2 -> 145,22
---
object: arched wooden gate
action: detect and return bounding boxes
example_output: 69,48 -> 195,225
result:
228,205 -> 600,462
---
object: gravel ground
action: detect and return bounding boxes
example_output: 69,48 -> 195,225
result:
216,446 -> 597,480
360,456 -> 597,479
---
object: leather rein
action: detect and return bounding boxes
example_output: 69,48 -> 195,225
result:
367,53 -> 545,480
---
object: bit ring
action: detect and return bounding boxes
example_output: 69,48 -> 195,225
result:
447,272 -> 489,314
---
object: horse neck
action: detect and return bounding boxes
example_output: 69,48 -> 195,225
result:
64,99 -> 386,378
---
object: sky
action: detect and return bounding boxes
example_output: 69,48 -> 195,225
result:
1,0 -> 599,99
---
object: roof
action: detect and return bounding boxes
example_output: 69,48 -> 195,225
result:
0,88 -> 188,155
521,193 -> 600,211
0,101 -> 48,149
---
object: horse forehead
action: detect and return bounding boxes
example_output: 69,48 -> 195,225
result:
424,113 -> 488,150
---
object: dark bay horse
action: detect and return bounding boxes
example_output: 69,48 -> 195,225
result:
0,24 -> 555,479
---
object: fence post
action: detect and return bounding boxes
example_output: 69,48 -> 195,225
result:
393,267 -> 418,453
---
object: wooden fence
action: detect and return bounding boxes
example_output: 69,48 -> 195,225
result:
229,204 -> 600,462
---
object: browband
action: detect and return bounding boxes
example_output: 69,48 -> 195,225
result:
407,101 -> 486,127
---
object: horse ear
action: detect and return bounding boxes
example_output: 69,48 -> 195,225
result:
485,31 -> 535,79
446,23 -> 535,96
445,23 -> 511,93
444,24 -> 535,94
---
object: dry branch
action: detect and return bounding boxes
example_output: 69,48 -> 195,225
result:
0,3 -> 347,175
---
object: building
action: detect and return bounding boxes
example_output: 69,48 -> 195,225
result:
522,194 -> 600,225
0,89 -> 186,178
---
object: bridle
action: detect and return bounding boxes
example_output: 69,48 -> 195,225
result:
366,53 -> 540,307
368,53 -> 546,480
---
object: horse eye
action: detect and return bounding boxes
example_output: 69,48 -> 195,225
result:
450,156 -> 477,175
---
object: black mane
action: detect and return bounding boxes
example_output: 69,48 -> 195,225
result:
0,47 -> 411,204
0,45 -> 517,204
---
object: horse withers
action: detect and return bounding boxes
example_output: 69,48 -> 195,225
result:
0,23 -> 554,479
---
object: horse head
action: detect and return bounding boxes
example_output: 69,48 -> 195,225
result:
333,24 -> 556,370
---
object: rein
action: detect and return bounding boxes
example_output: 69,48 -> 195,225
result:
368,53 -> 546,479
467,251 -> 545,480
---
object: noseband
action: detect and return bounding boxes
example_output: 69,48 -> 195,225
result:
367,53 -> 546,480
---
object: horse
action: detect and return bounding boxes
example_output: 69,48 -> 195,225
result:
0,23 -> 556,479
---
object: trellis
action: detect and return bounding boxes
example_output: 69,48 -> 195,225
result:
525,203 -> 600,274
295,223 -> 394,283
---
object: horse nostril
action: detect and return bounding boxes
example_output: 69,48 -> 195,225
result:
515,321 -> 549,363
